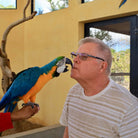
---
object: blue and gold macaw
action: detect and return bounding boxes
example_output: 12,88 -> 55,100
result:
119,0 -> 127,8
0,56 -> 72,113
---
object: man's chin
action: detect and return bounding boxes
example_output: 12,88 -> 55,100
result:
70,74 -> 74,79
71,70 -> 77,78
70,73 -> 75,78
70,73 -> 78,80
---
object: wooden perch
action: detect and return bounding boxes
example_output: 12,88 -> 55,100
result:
0,0 -> 37,93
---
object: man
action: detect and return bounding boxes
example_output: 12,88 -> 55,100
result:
60,37 -> 137,138
0,104 -> 39,132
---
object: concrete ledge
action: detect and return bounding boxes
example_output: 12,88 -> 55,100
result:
2,124 -> 65,138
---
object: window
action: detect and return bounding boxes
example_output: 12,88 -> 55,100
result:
85,15 -> 138,97
33,0 -> 68,15
82,0 -> 94,3
0,0 -> 16,9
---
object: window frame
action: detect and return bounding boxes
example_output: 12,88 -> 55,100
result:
31,0 -> 34,14
82,0 -> 94,3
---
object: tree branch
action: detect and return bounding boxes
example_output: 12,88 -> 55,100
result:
1,11 -> 37,58
23,0 -> 31,18
0,0 -> 37,93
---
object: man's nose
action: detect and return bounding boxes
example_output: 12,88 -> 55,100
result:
73,55 -> 80,63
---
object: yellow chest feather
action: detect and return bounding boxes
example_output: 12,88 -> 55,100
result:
20,66 -> 57,103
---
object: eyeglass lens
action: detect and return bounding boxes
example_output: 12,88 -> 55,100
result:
71,52 -> 88,61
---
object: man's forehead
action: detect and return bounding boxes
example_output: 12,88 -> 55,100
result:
78,42 -> 99,53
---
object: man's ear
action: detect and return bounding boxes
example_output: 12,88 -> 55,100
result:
100,62 -> 108,73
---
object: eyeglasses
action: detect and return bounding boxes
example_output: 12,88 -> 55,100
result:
71,52 -> 105,61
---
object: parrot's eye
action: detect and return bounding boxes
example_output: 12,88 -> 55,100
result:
56,58 -> 65,67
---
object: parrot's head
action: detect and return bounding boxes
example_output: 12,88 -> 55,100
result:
41,56 -> 73,77
53,56 -> 73,77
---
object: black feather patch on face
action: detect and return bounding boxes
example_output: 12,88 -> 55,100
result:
53,71 -> 60,77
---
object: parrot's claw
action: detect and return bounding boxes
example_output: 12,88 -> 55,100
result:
22,102 -> 39,108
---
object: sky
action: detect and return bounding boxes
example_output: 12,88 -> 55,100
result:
0,0 -> 16,7
106,31 -> 130,52
109,32 -> 130,52
90,28 -> 130,52
35,0 -> 51,13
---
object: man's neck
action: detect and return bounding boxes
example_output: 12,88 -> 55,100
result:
79,76 -> 110,96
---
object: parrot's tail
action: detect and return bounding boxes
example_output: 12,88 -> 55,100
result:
0,92 -> 17,112
119,0 -> 127,8
4,103 -> 17,113
0,92 -> 10,111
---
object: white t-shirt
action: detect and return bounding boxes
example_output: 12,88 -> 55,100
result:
60,79 -> 138,138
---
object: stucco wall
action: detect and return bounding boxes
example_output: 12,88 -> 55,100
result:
0,0 -> 138,127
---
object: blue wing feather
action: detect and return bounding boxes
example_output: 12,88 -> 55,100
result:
119,0 -> 127,8
0,67 -> 41,112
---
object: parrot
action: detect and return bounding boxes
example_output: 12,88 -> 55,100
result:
119,0 -> 127,8
0,56 -> 72,113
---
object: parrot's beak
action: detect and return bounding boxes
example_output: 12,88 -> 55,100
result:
62,57 -> 73,73
65,58 -> 73,68
56,57 -> 73,74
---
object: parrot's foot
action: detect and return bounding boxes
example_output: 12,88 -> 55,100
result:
22,102 -> 39,108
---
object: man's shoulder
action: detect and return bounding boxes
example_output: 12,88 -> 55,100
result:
108,79 -> 137,107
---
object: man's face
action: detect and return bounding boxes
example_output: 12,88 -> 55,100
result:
71,42 -> 105,82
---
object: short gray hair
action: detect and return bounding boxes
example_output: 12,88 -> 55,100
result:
79,37 -> 112,74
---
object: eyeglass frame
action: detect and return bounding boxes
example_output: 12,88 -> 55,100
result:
71,52 -> 105,61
